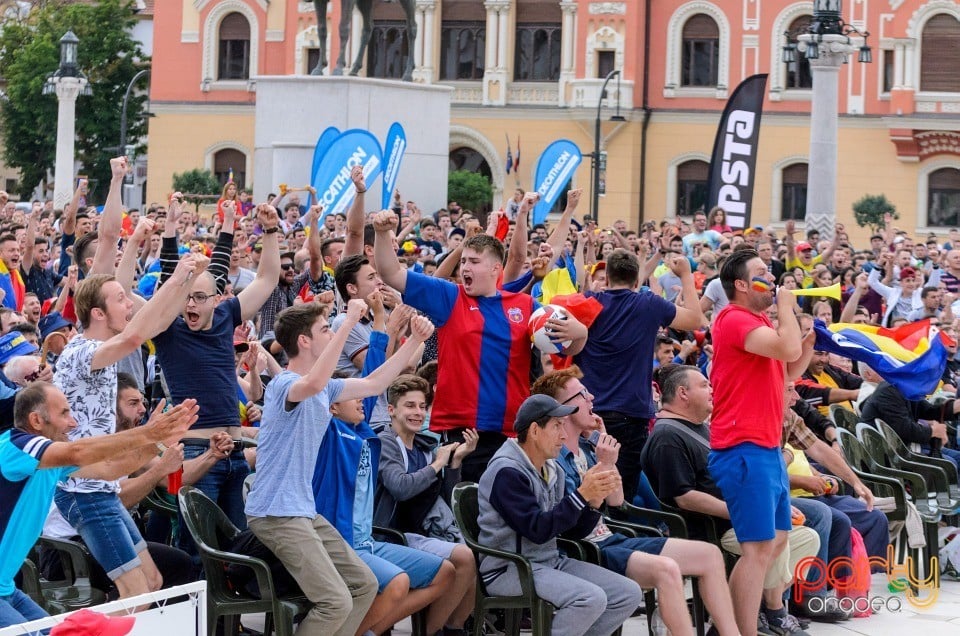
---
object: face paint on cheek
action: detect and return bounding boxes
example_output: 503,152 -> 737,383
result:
751,276 -> 773,292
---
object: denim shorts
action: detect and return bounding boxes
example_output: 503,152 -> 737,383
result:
54,489 -> 147,580
708,443 -> 791,542
597,533 -> 668,576
356,540 -> 444,592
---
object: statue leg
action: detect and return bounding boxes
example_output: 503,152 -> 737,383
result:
333,0 -> 355,75
402,0 -> 417,81
311,0 -> 329,75
350,0 -> 374,76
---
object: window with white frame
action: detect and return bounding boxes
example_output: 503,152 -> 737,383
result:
218,12 -> 251,80
920,14 -> 960,92
928,167 -> 960,227
781,163 -> 808,222
681,14 -> 719,87
676,160 -> 709,216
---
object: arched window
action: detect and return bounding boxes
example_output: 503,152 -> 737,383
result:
440,1 -> 486,81
785,15 -> 812,89
514,0 -> 561,82
928,167 -> 960,227
676,160 -> 709,216
681,14 -> 719,87
781,163 -> 808,221
214,148 -> 247,190
449,147 -> 493,215
368,22 -> 409,79
218,12 -> 250,80
921,14 -> 960,92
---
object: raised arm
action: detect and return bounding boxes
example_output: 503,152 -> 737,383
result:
41,399 -> 198,470
89,157 -> 128,276
784,219 -> 797,263
60,180 -> 86,239
286,299 -> 366,404
305,204 -> 324,281
839,273 -> 869,324
744,291 -> 804,365
504,193 -> 535,283
665,253 -> 706,330
21,205 -> 38,275
344,166 -> 367,256
91,254 -> 208,371
337,315 -> 434,402
396,206 -> 422,244
237,204 -> 282,322
372,210 -> 408,292
818,223 -> 842,266
208,199 -> 237,294
116,218 -> 155,292
546,189 -> 582,257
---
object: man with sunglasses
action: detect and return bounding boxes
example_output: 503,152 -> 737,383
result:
151,203 -> 284,549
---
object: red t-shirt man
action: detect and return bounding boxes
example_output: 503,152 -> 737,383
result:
709,304 -> 785,450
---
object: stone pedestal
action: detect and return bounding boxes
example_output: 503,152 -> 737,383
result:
799,34 -> 852,242
254,76 -> 452,213
52,77 -> 87,210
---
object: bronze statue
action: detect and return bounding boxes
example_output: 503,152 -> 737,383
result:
312,0 -> 418,81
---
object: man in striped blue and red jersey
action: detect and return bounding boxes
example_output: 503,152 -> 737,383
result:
373,203 -> 589,482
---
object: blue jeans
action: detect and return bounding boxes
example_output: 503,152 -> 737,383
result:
791,496 -> 851,596
177,445 -> 249,555
54,489 -> 147,581
0,588 -> 47,629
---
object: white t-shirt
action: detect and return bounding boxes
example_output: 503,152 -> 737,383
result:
54,336 -> 119,494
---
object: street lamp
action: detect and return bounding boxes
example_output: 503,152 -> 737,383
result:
119,69 -> 150,209
43,31 -> 92,209
780,0 -> 871,241
592,69 -> 626,221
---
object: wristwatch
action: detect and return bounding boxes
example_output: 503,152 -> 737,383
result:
263,226 -> 280,235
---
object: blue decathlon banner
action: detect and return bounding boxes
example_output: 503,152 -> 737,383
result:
307,126 -> 340,208
532,140 -> 582,225
312,129 -> 383,221
381,122 -> 407,210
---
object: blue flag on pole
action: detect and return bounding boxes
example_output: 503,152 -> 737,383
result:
532,140 -> 582,225
312,129 -> 383,222
381,122 -> 407,210
812,320 -> 947,400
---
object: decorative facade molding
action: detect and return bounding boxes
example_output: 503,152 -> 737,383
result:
663,1 -> 731,98
665,151 -> 710,219
202,140 -> 253,182
891,129 -> 960,162
916,157 -> 960,229
770,154 -> 808,221
768,3 -> 812,97
585,25 -> 625,81
201,0 -> 260,87
195,0 -> 267,13
588,2 -> 626,15
906,0 -> 960,95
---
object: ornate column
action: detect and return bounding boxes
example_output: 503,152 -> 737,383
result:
893,41 -> 905,90
558,0 -> 577,106
52,77 -> 87,209
412,0 -> 436,83
799,34 -> 851,241
483,0 -> 509,105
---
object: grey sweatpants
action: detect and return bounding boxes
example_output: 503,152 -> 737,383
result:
485,556 -> 642,636
248,515 -> 378,636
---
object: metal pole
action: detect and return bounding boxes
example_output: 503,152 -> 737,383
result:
592,69 -> 620,220
119,69 -> 150,153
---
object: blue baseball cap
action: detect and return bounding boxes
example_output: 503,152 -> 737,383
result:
38,311 -> 73,341
0,332 -> 38,365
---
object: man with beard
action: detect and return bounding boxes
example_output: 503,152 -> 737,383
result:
708,248 -> 814,636
151,203 -> 282,546
22,209 -> 60,302
53,254 -> 206,601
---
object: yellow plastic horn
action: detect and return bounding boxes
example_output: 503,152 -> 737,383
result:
791,282 -> 842,301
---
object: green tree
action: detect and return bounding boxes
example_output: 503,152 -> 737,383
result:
172,169 -> 222,206
852,194 -> 897,234
0,0 -> 148,201
447,169 -> 492,214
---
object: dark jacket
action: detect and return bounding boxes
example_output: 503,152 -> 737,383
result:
859,381 -> 940,445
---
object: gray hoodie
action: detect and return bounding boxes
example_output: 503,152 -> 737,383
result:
477,438 -> 600,584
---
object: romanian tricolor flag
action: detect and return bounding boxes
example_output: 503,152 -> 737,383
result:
812,319 -> 948,400
0,259 -> 24,310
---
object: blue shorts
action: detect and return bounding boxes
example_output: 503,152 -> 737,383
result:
356,540 -> 444,592
54,490 -> 147,580
598,533 -> 668,576
708,443 -> 791,542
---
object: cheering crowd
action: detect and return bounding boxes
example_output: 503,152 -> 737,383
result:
2,155 -> 960,636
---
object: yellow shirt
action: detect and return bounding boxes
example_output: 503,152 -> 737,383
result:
814,370 -> 853,416
785,443 -> 816,497
785,253 -> 824,288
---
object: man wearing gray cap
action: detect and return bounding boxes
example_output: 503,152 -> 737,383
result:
477,394 -> 642,636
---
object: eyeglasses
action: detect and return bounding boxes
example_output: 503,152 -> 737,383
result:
186,292 -> 212,304
280,263 -> 295,271
561,388 -> 589,405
